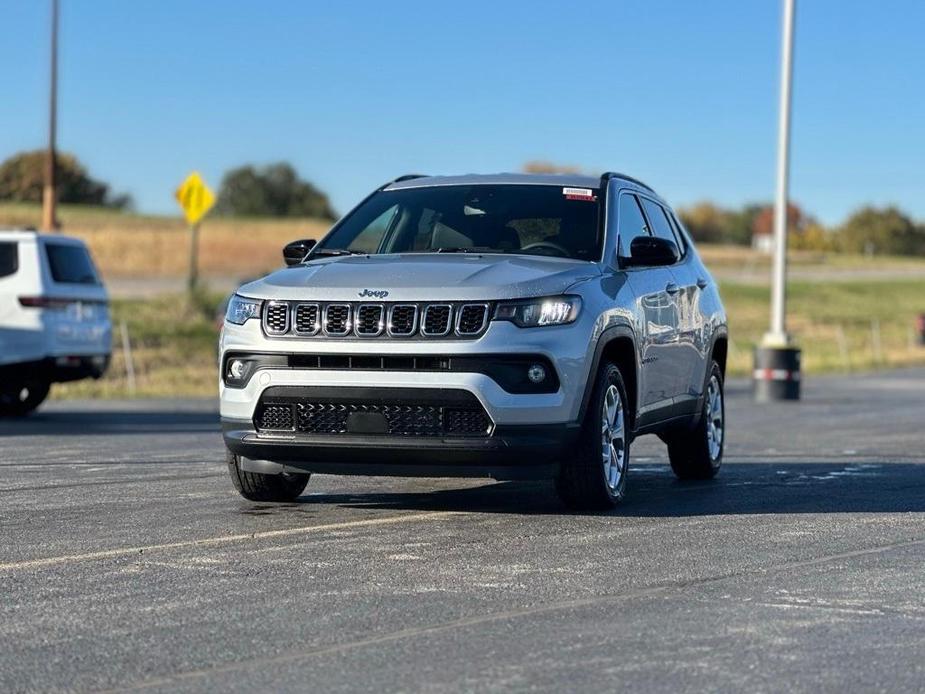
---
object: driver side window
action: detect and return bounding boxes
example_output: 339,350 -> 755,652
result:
617,193 -> 649,258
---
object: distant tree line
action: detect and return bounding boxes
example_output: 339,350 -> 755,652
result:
0,152 -> 336,221
678,201 -> 925,256
0,150 -> 132,209
215,162 -> 336,220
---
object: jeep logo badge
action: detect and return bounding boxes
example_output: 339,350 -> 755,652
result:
358,289 -> 389,299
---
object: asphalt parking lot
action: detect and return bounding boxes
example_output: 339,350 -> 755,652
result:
2,370 -> 924,693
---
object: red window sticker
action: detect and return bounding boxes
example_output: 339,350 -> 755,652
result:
563,187 -> 596,201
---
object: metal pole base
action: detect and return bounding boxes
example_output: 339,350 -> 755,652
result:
753,346 -> 801,402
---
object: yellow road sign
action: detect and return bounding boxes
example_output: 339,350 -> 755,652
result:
174,172 -> 215,226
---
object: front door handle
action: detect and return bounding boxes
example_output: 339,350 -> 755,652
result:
665,283 -> 680,295
696,277 -> 708,289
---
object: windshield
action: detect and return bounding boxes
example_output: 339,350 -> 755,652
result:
316,184 -> 602,260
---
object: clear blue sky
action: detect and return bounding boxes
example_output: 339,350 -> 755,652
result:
2,1 -> 923,225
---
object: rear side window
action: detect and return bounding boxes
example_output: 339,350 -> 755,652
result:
640,198 -> 683,251
44,243 -> 100,285
616,194 -> 649,257
0,242 -> 17,278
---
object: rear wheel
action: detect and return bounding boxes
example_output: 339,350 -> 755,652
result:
667,361 -> 725,480
0,380 -> 50,417
555,362 -> 629,510
226,449 -> 310,502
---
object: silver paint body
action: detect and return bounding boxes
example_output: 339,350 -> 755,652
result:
220,174 -> 727,431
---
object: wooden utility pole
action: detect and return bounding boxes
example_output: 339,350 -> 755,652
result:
42,0 -> 60,232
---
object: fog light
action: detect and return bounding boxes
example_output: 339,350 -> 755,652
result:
527,363 -> 546,384
228,359 -> 248,380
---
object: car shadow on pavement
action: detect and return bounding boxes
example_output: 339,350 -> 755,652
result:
298,462 -> 925,516
0,410 -> 219,436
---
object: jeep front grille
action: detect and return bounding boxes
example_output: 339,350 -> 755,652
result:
456,304 -> 489,335
355,305 -> 384,336
294,304 -> 320,335
261,301 -> 491,339
324,304 -> 351,335
388,304 -> 417,336
422,304 -> 452,336
264,302 -> 290,335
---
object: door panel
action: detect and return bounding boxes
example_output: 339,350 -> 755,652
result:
667,259 -> 708,403
627,267 -> 680,416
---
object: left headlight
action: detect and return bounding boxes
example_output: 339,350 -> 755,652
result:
225,294 -> 263,325
493,296 -> 582,328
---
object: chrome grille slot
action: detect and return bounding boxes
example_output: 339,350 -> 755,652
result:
293,303 -> 320,335
421,304 -> 452,336
264,302 -> 290,335
387,304 -> 417,336
324,304 -> 351,335
456,304 -> 489,335
355,304 -> 384,336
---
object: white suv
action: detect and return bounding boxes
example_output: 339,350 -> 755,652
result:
0,230 -> 111,415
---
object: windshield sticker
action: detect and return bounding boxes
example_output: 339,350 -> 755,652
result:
563,187 -> 596,201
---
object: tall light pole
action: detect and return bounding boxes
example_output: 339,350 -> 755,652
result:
42,0 -> 59,232
754,0 -> 802,401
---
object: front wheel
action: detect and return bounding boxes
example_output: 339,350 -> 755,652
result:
226,449 -> 310,502
667,361 -> 725,480
555,362 -> 630,511
0,380 -> 50,417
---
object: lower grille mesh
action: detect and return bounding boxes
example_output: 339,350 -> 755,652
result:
255,399 -> 492,437
257,405 -> 294,431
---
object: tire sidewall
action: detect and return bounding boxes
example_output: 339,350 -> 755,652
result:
704,362 -> 724,473
589,363 -> 630,503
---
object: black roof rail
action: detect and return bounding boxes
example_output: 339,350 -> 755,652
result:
600,171 -> 654,193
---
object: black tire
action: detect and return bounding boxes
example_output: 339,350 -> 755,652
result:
667,361 -> 725,480
0,380 -> 50,417
226,448 -> 310,502
555,361 -> 630,511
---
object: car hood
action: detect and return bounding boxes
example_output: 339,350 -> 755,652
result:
237,254 -> 600,302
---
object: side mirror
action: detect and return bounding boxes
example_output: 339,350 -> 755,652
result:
624,236 -> 679,268
283,239 -> 316,266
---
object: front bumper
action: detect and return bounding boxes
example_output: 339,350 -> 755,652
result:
219,316 -> 596,478
222,418 -> 579,480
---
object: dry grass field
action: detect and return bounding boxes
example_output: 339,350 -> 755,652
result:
0,202 -> 330,279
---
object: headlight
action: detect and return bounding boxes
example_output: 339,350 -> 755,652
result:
493,296 -> 581,328
225,294 -> 262,325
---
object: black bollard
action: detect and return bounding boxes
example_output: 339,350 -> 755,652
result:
753,346 -> 801,401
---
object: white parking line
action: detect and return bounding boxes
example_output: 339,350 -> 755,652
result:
0,511 -> 455,572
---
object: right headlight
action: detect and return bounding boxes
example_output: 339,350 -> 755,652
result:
225,294 -> 263,325
493,296 -> 582,328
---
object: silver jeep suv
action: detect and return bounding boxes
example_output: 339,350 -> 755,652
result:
220,173 -> 728,509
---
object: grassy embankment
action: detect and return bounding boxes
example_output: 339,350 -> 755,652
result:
2,203 -> 924,398
0,202 -> 330,279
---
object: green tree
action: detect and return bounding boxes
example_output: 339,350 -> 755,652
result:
836,206 -> 925,255
216,163 -> 336,220
0,150 -> 131,208
677,202 -> 729,243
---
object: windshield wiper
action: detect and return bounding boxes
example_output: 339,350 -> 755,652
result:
431,247 -> 502,254
308,248 -> 364,258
